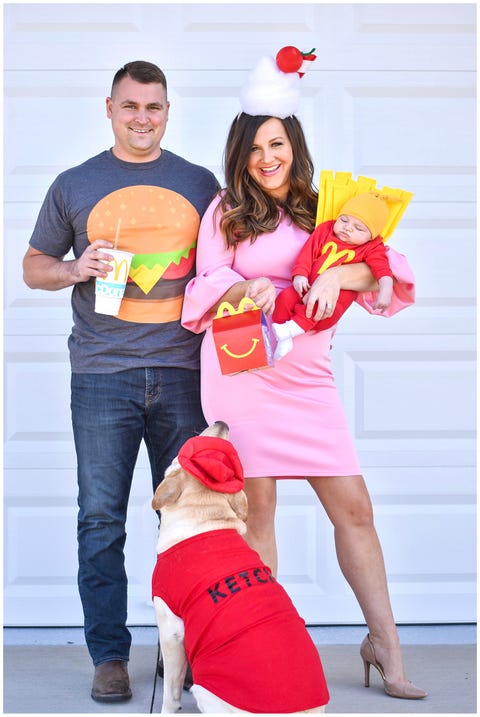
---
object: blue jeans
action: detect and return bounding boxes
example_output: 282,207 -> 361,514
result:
71,367 -> 206,666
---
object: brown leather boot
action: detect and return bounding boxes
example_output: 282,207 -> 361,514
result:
91,660 -> 132,702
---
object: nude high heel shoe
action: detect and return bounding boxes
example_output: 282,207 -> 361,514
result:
360,634 -> 428,699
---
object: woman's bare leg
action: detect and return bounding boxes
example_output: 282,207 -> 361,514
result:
243,477 -> 278,576
308,474 -> 406,684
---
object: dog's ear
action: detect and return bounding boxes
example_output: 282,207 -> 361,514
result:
227,491 -> 248,522
152,470 -> 184,510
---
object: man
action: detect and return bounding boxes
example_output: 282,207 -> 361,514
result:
23,61 -> 220,703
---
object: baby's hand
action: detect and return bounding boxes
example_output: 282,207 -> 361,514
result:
373,296 -> 392,312
293,275 -> 310,297
373,276 -> 393,312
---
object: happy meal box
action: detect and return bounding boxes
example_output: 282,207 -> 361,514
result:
212,297 -> 274,375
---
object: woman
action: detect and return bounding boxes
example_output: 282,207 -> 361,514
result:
182,111 -> 426,700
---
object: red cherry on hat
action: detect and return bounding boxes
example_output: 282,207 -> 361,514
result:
276,46 -> 303,73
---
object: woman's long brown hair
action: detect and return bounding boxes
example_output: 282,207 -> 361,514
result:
217,113 -> 318,248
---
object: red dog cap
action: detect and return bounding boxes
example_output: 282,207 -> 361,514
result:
178,436 -> 244,494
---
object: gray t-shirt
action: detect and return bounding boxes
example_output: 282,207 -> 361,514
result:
29,149 -> 220,373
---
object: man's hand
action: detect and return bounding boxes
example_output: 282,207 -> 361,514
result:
73,241 -> 116,282
23,239 -> 115,291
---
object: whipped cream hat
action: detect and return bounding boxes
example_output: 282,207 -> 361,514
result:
239,46 -> 316,119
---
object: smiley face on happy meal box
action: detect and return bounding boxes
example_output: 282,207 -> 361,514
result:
87,185 -> 200,324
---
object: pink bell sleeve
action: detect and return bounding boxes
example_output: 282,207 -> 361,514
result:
182,197 -> 245,334
355,245 -> 415,316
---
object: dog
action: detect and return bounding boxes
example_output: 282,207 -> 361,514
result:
152,421 -> 329,713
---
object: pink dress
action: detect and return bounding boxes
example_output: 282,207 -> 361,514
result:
182,197 -> 415,479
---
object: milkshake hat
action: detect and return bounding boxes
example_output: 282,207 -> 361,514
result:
239,46 -> 316,119
338,192 -> 390,239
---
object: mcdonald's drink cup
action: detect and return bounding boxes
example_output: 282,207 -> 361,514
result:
94,249 -> 133,316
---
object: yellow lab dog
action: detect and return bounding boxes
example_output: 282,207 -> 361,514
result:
152,421 -> 329,714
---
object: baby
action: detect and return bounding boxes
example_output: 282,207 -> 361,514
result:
272,192 -> 394,359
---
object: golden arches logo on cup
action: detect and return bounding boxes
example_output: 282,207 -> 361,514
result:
87,186 -> 201,324
112,257 -> 131,283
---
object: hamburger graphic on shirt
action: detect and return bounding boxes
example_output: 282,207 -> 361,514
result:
87,184 -> 200,324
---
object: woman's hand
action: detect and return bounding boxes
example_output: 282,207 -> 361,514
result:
303,267 -> 341,322
245,276 -> 277,316
303,262 -> 378,322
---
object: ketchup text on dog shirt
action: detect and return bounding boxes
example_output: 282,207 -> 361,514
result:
207,567 -> 276,604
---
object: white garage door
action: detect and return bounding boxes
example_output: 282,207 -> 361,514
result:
4,3 -> 476,626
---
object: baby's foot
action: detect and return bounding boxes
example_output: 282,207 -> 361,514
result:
272,322 -> 292,341
273,321 -> 305,360
274,338 -> 293,360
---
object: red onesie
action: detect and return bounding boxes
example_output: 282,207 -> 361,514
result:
273,219 -> 393,331
152,529 -> 329,713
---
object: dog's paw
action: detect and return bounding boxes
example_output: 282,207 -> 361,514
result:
161,700 -> 183,713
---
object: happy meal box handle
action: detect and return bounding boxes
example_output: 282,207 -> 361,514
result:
215,297 -> 260,318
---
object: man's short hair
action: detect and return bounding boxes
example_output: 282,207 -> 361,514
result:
111,61 -> 167,95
